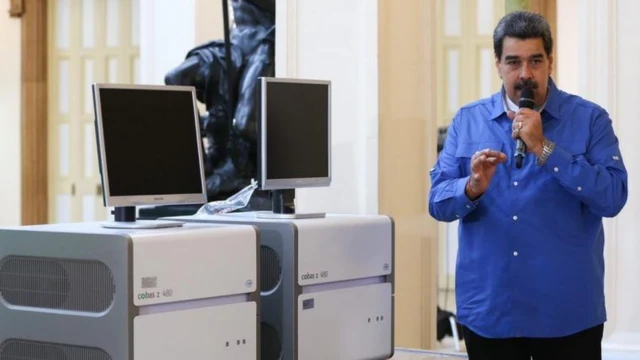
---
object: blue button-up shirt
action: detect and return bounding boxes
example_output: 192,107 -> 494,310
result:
428,77 -> 628,338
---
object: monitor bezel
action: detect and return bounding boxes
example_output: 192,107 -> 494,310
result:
92,83 -> 208,208
258,77 -> 332,191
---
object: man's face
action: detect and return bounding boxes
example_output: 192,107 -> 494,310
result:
496,36 -> 553,108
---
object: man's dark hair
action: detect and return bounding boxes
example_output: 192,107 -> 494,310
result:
493,11 -> 553,60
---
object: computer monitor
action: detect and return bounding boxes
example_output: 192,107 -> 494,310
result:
256,77 -> 331,218
92,83 -> 207,229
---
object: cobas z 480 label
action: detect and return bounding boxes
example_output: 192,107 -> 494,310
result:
137,288 -> 174,300
300,270 -> 329,281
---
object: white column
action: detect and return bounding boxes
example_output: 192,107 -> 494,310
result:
605,0 -> 640,350
275,0 -> 379,214
139,0 -> 224,85
0,15 -> 22,226
139,0 -> 195,85
557,0 -> 640,351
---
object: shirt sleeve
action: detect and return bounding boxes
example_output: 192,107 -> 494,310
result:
428,112 -> 480,222
543,111 -> 628,217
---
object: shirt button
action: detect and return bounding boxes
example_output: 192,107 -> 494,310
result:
456,214 -> 460,218
466,205 -> 471,209
577,186 -> 582,191
513,181 -> 519,186
513,251 -> 518,256
512,215 -> 518,221
554,167 -> 559,172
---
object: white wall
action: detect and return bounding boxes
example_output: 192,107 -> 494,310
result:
276,0 -> 379,214
195,0 -> 225,45
557,0 -> 640,351
0,16 -> 22,226
555,0 -> 578,94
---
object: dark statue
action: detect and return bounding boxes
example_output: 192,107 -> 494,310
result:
163,0 -> 278,212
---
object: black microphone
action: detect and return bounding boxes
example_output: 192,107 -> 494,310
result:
515,87 -> 535,169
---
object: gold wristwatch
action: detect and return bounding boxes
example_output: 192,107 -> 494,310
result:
536,138 -> 555,166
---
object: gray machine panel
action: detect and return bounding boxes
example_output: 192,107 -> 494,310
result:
0,228 -> 132,359
170,215 -> 299,360
164,213 -> 395,360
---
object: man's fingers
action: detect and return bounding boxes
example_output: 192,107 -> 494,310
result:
471,154 -> 506,173
486,156 -> 502,164
474,148 -> 507,160
471,154 -> 486,172
485,150 -> 507,159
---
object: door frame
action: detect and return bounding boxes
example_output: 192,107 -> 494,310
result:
10,0 -> 48,225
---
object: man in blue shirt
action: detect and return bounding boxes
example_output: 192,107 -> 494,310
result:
428,11 -> 628,360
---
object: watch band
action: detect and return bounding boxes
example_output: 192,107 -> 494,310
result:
536,139 -> 555,166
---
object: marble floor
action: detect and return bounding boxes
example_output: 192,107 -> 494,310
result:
391,348 -> 466,359
390,348 -> 640,360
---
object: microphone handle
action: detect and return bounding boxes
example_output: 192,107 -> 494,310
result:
515,137 -> 526,169
515,153 -> 524,169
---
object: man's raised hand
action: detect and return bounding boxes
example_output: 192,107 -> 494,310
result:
465,148 -> 507,200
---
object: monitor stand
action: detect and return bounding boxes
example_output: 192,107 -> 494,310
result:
101,206 -> 185,229
255,190 -> 326,219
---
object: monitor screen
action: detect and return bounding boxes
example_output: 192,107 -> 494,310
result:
92,84 -> 207,208
258,77 -> 331,190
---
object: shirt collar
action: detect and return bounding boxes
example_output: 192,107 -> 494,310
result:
489,76 -> 561,120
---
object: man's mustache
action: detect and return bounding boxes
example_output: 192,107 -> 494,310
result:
514,79 -> 538,90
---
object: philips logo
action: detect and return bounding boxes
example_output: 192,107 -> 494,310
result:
153,197 -> 164,201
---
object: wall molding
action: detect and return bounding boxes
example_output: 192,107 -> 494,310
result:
21,0 -> 48,225
422,0 -> 439,349
9,0 -> 24,18
377,0 -> 438,349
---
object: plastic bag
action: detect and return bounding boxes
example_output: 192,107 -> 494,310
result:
196,179 -> 259,215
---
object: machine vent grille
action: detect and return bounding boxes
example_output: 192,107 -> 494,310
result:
260,246 -> 281,293
260,323 -> 282,360
0,339 -> 112,360
0,256 -> 115,313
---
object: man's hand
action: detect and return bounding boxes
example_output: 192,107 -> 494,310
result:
508,109 -> 545,156
466,148 -> 507,200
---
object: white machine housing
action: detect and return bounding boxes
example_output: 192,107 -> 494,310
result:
164,213 -> 395,360
0,222 -> 260,360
